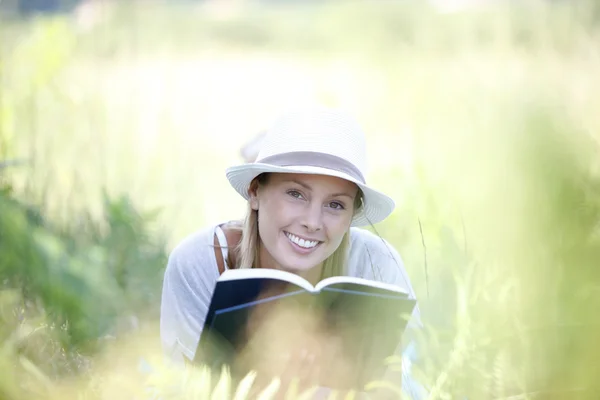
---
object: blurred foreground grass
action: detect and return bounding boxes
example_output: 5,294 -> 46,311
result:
2,0 -> 600,398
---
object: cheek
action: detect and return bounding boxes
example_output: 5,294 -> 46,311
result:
257,199 -> 287,241
261,197 -> 295,225
257,209 -> 275,239
323,216 -> 352,246
327,214 -> 352,235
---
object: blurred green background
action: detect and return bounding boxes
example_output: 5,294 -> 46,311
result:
1,0 -> 600,398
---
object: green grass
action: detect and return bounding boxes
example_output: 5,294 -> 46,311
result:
2,0 -> 600,398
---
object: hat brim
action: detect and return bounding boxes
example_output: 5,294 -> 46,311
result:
225,163 -> 395,227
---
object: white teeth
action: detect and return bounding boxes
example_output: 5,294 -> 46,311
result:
286,232 -> 318,249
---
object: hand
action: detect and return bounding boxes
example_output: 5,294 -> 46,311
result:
234,300 -> 358,396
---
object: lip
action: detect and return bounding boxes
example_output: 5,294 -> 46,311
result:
284,231 -> 322,255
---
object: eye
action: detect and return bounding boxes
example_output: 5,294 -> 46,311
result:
328,201 -> 346,210
287,190 -> 304,200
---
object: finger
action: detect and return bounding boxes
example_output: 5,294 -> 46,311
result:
269,349 -> 301,396
304,351 -> 321,388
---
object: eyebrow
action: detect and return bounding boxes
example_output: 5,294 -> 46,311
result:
284,179 -> 355,199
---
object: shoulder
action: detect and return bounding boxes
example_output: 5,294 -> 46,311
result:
349,227 -> 400,260
348,227 -> 416,299
169,225 -> 215,264
164,224 -> 219,287
160,225 -> 222,362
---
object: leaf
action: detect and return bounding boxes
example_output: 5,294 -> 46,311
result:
384,355 -> 403,366
232,370 -> 257,400
184,365 -> 212,399
284,378 -> 300,400
255,377 -> 281,400
210,365 -> 231,400
343,391 -> 357,400
363,380 -> 403,398
19,355 -> 54,390
325,390 -> 339,400
296,386 -> 320,400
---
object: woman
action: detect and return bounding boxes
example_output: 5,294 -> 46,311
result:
160,107 -> 422,396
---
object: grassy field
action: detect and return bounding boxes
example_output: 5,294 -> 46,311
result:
2,0 -> 600,398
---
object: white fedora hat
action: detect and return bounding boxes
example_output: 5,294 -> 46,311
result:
225,107 -> 396,227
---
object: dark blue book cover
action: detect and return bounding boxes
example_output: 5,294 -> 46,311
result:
193,268 -> 417,390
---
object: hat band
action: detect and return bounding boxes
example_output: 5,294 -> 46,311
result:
258,151 -> 366,184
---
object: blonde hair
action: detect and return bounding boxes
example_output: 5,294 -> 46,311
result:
229,174 -> 363,280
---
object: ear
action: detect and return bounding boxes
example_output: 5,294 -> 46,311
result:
353,190 -> 364,216
250,195 -> 259,210
248,183 -> 260,210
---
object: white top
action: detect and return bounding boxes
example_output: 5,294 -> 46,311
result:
160,222 -> 420,364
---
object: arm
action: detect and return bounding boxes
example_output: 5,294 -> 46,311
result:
370,237 -> 427,400
160,238 -> 217,365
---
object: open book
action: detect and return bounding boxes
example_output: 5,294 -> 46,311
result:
193,268 -> 417,390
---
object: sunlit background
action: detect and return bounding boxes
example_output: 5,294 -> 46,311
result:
1,0 -> 600,398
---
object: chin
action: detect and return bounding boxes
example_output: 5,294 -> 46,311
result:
280,260 -> 318,273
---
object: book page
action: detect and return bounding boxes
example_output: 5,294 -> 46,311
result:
310,289 -> 416,388
219,268 -> 316,292
315,275 -> 409,295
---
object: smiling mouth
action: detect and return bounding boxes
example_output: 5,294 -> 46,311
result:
284,231 -> 322,249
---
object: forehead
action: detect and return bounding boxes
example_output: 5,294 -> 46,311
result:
268,173 -> 358,194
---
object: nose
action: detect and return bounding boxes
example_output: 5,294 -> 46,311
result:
302,202 -> 323,232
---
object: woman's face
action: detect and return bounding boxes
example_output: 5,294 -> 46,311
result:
250,173 -> 359,274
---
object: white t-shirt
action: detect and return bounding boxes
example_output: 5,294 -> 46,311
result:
160,222 -> 420,364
